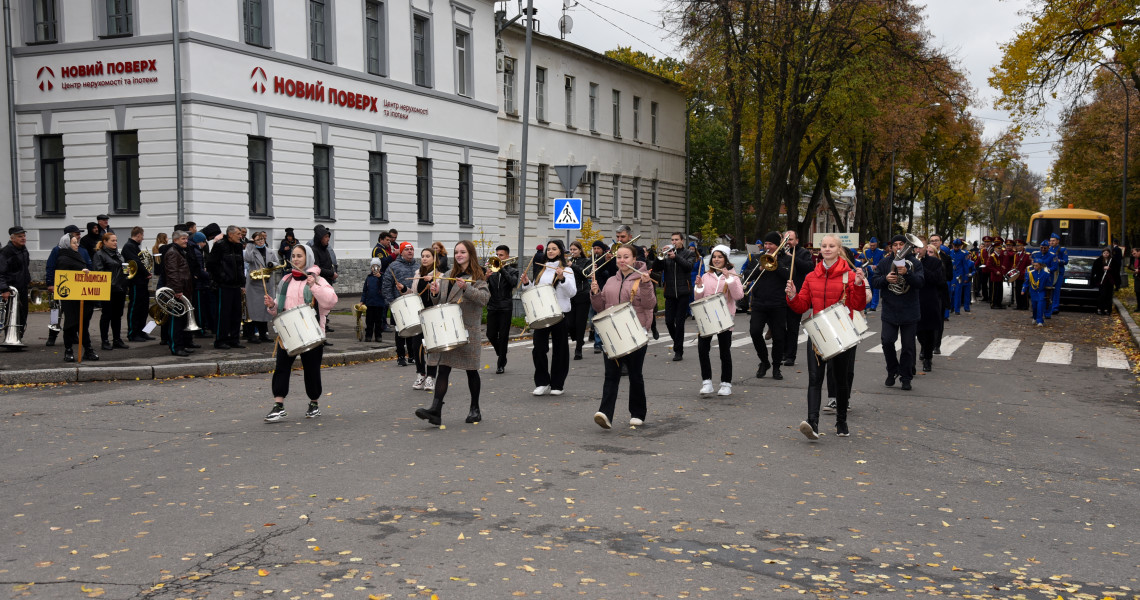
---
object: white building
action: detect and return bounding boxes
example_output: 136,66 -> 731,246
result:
2,1 -> 686,286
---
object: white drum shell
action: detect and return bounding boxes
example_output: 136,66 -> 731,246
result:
592,302 -> 648,358
850,309 -> 869,335
420,304 -> 469,353
803,304 -> 859,361
391,293 -> 425,337
690,294 -> 734,337
522,284 -> 564,329
273,305 -> 326,357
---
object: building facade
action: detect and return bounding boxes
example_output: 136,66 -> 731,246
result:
3,1 -> 686,287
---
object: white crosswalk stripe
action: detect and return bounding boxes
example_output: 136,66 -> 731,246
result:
978,338 -> 1020,360
1097,347 -> 1129,369
938,335 -> 971,356
1036,342 -> 1073,365
866,337 -> 901,354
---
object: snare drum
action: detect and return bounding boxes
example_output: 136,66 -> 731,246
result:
420,304 -> 469,353
390,293 -> 425,337
273,305 -> 326,357
592,302 -> 648,358
802,303 -> 859,361
522,284 -> 564,329
850,309 -> 869,335
690,293 -> 734,337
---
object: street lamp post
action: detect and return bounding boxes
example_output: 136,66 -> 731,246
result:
1097,63 -> 1130,247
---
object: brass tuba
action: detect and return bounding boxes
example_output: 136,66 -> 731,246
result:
155,287 -> 202,332
354,302 -> 367,341
0,287 -> 27,348
138,248 -> 155,272
888,234 -> 924,295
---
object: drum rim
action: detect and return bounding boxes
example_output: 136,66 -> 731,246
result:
527,314 -> 565,329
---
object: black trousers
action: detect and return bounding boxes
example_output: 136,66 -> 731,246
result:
216,287 -> 242,344
99,288 -> 126,342
990,279 -> 1004,308
1134,276 -> 1140,308
663,296 -> 691,354
396,332 -> 408,359
365,304 -> 386,339
166,312 -> 191,353
784,308 -> 803,363
749,305 -> 786,367
697,330 -> 732,382
568,301 -> 590,346
1097,284 -> 1115,313
806,341 -> 856,426
880,320 -> 916,382
432,365 -> 481,407
824,352 -> 855,399
1015,280 -> 1029,309
486,309 -> 512,358
978,273 -> 990,300
61,299 -> 95,350
597,345 -> 647,421
917,329 -> 936,361
196,287 -> 217,333
127,282 -> 149,338
405,334 -> 438,377
271,343 -> 325,402
532,317 -> 570,389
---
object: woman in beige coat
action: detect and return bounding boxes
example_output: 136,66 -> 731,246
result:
415,240 -> 491,427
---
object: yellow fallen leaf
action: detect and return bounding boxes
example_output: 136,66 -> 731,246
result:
521,565 -> 536,572
458,533 -> 465,540
312,546 -> 321,551
258,568 -> 269,576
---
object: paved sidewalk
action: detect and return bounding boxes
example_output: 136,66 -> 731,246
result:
1,297 -> 527,385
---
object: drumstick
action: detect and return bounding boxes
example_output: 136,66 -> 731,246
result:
515,245 -> 544,292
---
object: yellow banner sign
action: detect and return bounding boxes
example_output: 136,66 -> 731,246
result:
54,270 -> 111,301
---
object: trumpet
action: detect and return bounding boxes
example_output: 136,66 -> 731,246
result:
656,244 -> 675,260
354,302 -> 367,341
486,256 -> 517,273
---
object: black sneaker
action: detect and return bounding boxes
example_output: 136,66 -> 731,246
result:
755,363 -> 769,379
305,404 -> 321,418
215,342 -> 232,350
265,405 -> 287,422
101,341 -> 113,351
885,374 -> 896,387
901,380 -> 912,391
824,398 -> 837,411
397,357 -> 408,367
836,422 -> 850,437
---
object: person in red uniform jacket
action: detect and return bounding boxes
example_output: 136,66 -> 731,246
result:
1012,239 -> 1032,310
785,234 -> 867,440
988,237 -> 1007,309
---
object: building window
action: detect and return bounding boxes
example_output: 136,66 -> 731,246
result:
413,14 -> 431,87
651,179 -> 659,221
38,135 -> 64,215
458,164 -> 472,225
651,101 -> 658,145
30,0 -> 58,43
369,152 -> 387,221
309,0 -> 332,62
505,159 -> 519,214
455,29 -> 471,97
536,164 -> 548,215
612,90 -> 621,138
535,67 -> 546,121
110,132 -> 139,213
243,0 -> 270,47
313,145 -> 332,219
632,176 -> 641,219
503,58 -> 517,115
588,83 -> 598,132
416,157 -> 432,222
564,76 -> 575,128
633,97 -> 641,140
588,171 -> 598,219
365,1 -> 386,75
612,174 -> 621,218
248,137 -> 269,217
103,0 -> 132,37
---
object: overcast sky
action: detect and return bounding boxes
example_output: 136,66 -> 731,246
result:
513,0 -> 1057,176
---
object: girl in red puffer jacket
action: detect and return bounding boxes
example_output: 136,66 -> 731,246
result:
785,234 -> 866,440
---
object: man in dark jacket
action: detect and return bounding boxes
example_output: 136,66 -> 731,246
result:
382,242 -> 419,366
782,231 -> 816,366
207,225 -> 247,349
308,224 -> 338,334
163,231 -> 195,357
655,232 -> 695,361
486,244 -> 519,373
0,226 -> 31,346
79,222 -> 102,258
928,234 -> 953,352
871,234 -> 925,391
121,226 -> 153,342
745,231 -> 791,380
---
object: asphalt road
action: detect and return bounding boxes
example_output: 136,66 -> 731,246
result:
1,302 -> 1137,599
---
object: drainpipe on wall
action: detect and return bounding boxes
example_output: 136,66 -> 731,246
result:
4,0 -> 20,227
171,0 -> 185,223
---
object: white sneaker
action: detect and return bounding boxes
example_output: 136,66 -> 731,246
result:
424,376 -> 435,392
594,412 -> 611,429
717,382 -> 733,396
550,389 -> 564,396
532,385 -> 551,396
629,417 -> 644,427
412,374 -> 426,390
699,380 -> 714,396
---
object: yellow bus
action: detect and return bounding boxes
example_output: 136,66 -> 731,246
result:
1027,206 -> 1111,305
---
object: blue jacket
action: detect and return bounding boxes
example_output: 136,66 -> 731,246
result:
361,273 -> 386,306
951,249 -> 970,283
871,254 -> 925,324
45,245 -> 92,285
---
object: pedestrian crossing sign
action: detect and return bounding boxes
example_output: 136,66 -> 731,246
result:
553,198 -> 582,230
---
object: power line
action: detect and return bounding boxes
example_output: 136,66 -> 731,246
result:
579,0 -> 672,34
572,0 -> 674,58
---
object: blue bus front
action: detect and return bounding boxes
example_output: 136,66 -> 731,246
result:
1028,217 -> 1110,305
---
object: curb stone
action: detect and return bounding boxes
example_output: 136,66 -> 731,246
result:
1113,298 -> 1140,353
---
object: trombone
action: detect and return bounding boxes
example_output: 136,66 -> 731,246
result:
742,233 -> 790,294
486,255 -> 517,273
588,234 -> 642,274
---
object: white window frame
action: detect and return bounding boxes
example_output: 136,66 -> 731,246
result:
25,0 -> 59,44
651,101 -> 659,145
535,66 -> 547,122
416,157 -> 433,223
564,75 -> 575,128
651,179 -> 659,221
308,0 -> 335,63
612,89 -> 621,138
612,174 -> 621,218
369,151 -> 388,222
588,83 -> 598,132
633,96 -> 641,140
96,0 -> 136,38
364,0 -> 387,76
632,176 -> 641,219
454,27 -> 472,97
505,159 -> 519,214
248,136 -> 271,217
503,57 -> 517,115
243,0 -> 273,48
412,13 -> 433,88
313,144 -> 334,220
588,171 -> 598,219
536,163 -> 548,215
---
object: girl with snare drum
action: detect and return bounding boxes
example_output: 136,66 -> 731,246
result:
694,245 -> 744,397
520,240 -> 577,396
415,240 -> 491,426
785,234 -> 866,440
263,244 -> 338,422
411,249 -> 441,391
590,245 -> 657,429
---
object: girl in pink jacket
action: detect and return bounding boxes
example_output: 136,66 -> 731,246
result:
693,245 -> 744,397
262,244 -> 338,422
588,245 -> 657,429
